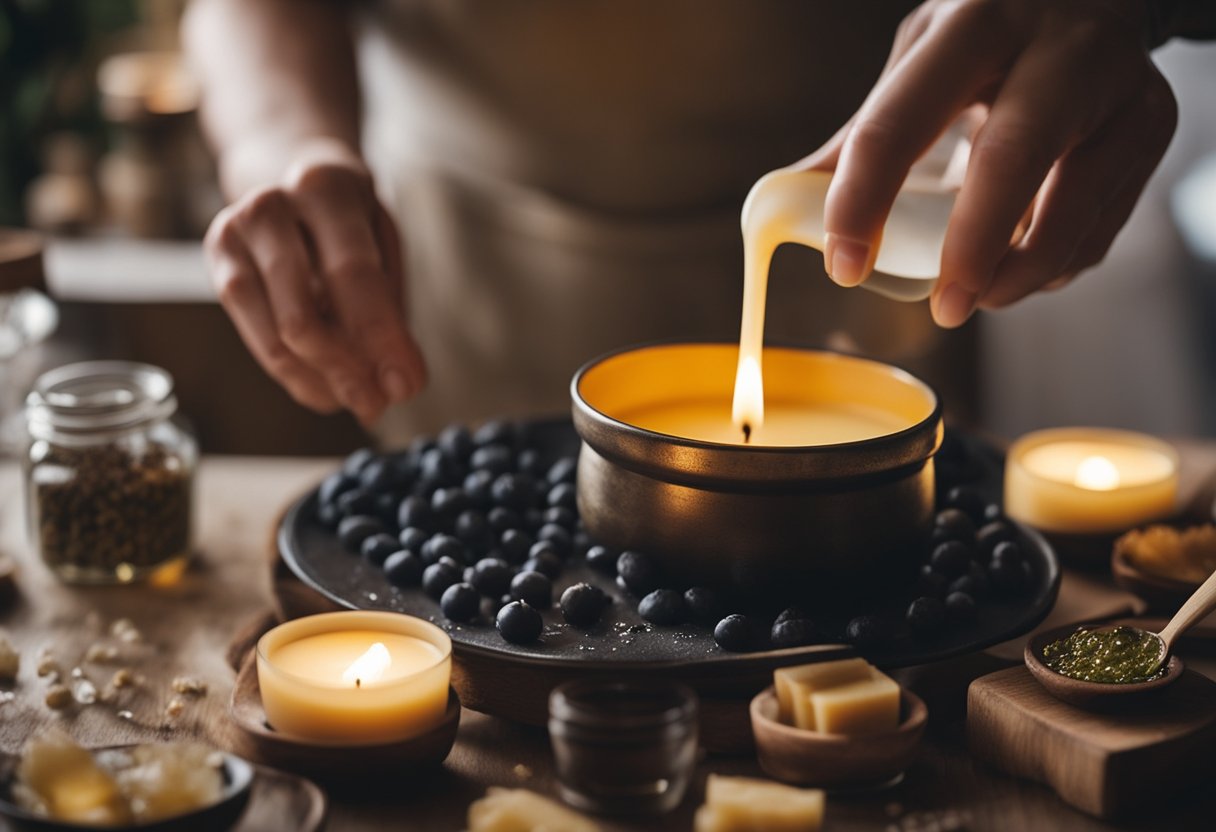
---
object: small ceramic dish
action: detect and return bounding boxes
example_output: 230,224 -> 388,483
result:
226,652 -> 460,789
1111,544 -> 1196,612
0,747 -> 253,832
750,685 -> 927,789
1024,623 -> 1185,709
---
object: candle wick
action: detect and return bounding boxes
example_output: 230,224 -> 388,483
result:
355,678 -> 361,689
742,423 -> 752,444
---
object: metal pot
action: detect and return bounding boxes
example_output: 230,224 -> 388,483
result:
571,343 -> 942,597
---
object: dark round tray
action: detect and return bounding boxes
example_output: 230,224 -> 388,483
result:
279,421 -> 1059,685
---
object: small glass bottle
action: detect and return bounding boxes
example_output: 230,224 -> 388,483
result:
24,361 -> 196,584
549,678 -> 699,815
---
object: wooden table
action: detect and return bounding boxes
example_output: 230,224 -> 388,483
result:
2,451 -> 1216,832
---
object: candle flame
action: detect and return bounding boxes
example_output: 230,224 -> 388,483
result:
732,354 -> 764,435
341,642 -> 391,688
1074,455 -> 1120,491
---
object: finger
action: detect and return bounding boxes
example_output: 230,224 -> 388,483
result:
292,167 -> 423,404
979,84 -> 1174,308
234,188 -> 387,424
932,36 -> 1118,327
822,5 -> 1016,287
205,219 -> 341,413
372,200 -> 428,394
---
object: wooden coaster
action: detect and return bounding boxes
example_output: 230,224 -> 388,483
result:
224,651 -> 461,790
967,666 -> 1216,819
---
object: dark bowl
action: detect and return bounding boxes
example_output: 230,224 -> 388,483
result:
572,343 -> 942,597
1024,623 -> 1184,709
0,747 -> 253,832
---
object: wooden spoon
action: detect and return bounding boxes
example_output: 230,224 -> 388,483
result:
1026,567 -> 1216,707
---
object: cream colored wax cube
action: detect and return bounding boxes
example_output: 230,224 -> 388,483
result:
694,774 -> 824,832
773,657 -> 871,725
467,787 -> 601,832
808,668 -> 900,735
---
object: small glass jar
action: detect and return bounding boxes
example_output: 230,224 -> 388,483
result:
549,678 -> 699,815
23,361 -> 196,584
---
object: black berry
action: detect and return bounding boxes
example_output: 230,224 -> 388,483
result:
500,528 -> 534,564
437,424 -> 474,462
560,582 -> 609,628
336,487 -> 377,519
536,523 -> 573,558
470,444 -> 514,477
714,615 -> 753,652
638,589 -> 686,626
930,540 -> 971,577
977,520 -> 1018,556
510,570 -> 553,609
440,582 -> 480,622
585,545 -> 618,575
542,506 -> 577,530
845,615 -> 890,648
422,561 -> 462,599
945,591 -> 977,622
522,552 -> 562,580
421,534 -> 467,566
474,420 -> 515,448
684,587 -> 724,626
383,550 -> 424,586
491,473 -> 537,512
496,601 -> 543,644
398,526 -> 429,552
771,618 -> 817,648
337,515 -> 384,552
934,508 -> 977,544
470,557 -> 514,597
488,506 -> 523,534
546,457 -> 577,486
360,533 -> 400,566
396,496 -> 433,531
906,596 -> 946,637
942,485 -> 988,522
616,551 -> 660,595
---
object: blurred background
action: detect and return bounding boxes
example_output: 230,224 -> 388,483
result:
1,1 -> 1214,455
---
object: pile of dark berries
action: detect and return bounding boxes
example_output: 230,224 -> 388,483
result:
316,425 -> 1035,654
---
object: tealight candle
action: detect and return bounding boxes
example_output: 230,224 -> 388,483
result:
1004,428 -> 1179,535
256,611 -> 451,745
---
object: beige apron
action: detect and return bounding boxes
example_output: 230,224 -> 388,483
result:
355,0 -> 962,442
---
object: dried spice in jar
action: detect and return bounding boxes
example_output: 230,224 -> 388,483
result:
24,362 -> 195,584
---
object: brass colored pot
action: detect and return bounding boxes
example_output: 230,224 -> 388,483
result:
571,343 -> 942,596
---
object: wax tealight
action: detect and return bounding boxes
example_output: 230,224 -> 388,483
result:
256,611 -> 451,745
1005,428 -> 1179,535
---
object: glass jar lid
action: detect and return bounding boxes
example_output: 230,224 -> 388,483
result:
549,678 -> 698,741
26,360 -> 177,439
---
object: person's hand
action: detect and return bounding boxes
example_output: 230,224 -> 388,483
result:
204,138 -> 425,425
801,0 -> 1177,327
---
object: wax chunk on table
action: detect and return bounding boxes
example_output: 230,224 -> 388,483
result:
694,774 -> 825,832
467,787 -> 601,832
774,658 -> 872,725
15,730 -> 132,825
808,669 -> 900,735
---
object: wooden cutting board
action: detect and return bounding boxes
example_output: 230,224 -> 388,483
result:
967,666 -> 1216,820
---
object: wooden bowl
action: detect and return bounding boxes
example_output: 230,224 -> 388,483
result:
225,652 -> 460,790
1024,623 -> 1185,710
0,747 -> 252,832
1111,544 -> 1197,613
749,685 -> 927,789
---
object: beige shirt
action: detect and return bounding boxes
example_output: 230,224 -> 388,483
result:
355,0 -> 951,441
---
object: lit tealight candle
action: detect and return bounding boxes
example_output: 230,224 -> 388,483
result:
1005,428 -> 1179,535
256,611 -> 451,745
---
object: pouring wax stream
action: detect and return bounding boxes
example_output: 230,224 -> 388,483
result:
730,133 -> 966,442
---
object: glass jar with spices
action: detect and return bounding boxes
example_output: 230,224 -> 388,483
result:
24,361 -> 195,584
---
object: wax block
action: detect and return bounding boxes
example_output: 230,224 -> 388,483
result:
15,731 -> 131,825
695,775 -> 824,832
467,787 -> 601,832
809,669 -> 900,735
774,658 -> 872,725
